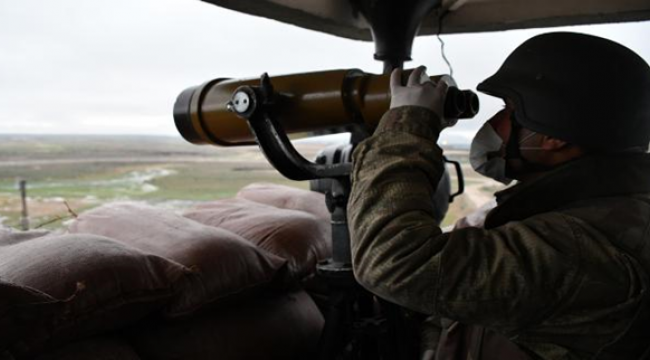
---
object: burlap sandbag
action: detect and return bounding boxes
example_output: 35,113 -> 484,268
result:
33,337 -> 141,360
128,291 -> 324,360
0,280 -> 62,358
0,228 -> 50,243
236,183 -> 331,223
68,202 -> 288,317
185,198 -> 330,280
0,232 -> 186,358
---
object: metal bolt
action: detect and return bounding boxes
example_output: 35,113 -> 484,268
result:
231,91 -> 251,113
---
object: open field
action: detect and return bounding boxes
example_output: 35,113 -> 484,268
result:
0,135 -> 504,230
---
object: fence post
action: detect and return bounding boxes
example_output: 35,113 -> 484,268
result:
19,179 -> 29,231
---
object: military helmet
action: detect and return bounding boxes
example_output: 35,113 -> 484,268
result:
478,32 -> 650,151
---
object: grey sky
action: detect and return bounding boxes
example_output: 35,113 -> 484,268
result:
1,0 -> 649,144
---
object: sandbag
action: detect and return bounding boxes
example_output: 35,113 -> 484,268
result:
33,337 -> 141,360
0,228 -> 50,243
128,291 -> 324,360
0,280 -> 62,358
236,183 -> 331,224
68,202 -> 288,317
185,198 -> 330,280
0,232 -> 186,358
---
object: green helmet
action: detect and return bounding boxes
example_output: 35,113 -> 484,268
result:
478,32 -> 650,151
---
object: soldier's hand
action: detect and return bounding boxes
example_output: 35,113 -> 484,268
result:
390,66 -> 454,128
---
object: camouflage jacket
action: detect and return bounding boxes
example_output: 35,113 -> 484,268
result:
348,106 -> 650,359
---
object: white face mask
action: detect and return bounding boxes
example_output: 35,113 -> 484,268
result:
518,131 -> 542,150
469,122 -> 513,185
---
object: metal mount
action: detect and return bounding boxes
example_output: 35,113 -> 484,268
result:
446,157 -> 464,202
228,73 -> 417,359
227,73 -> 352,181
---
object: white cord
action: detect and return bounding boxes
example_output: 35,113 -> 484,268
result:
436,11 -> 454,77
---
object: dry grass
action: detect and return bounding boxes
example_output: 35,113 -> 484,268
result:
0,135 -> 502,230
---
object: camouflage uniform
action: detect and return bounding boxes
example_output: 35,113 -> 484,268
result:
348,106 -> 650,359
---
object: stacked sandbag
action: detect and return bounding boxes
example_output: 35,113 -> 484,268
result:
0,280 -> 62,359
235,184 -> 335,298
236,183 -> 331,232
128,291 -> 324,360
0,228 -> 50,243
68,202 -> 288,317
184,198 -> 330,280
33,338 -> 141,360
0,229 -> 187,358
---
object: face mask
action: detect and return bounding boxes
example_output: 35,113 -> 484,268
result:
505,117 -> 555,176
517,131 -> 542,150
470,122 -> 513,185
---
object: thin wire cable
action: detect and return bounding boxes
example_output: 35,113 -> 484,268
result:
436,11 -> 454,77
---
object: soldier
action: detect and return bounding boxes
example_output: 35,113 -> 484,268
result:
348,32 -> 650,359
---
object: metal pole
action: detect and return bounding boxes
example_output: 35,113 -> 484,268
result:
19,179 -> 29,231
383,60 -> 404,74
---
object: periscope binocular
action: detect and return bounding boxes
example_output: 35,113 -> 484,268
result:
174,69 -> 479,146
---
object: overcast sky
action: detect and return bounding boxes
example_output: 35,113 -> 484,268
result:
1,0 -> 649,144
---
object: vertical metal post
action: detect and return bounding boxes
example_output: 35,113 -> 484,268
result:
328,178 -> 352,265
383,60 -> 404,75
19,179 -> 29,231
